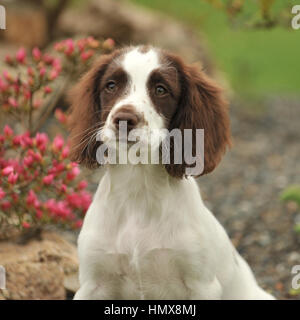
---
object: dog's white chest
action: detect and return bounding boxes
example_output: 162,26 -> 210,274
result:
101,248 -> 189,299
100,218 -> 191,299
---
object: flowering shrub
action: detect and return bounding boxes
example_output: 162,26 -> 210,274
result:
0,37 -> 115,232
0,37 -> 115,135
0,127 -> 91,230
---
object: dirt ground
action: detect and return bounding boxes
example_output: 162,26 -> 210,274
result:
198,96 -> 300,299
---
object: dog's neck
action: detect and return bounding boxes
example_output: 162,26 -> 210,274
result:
95,164 -> 187,226
105,164 -> 175,192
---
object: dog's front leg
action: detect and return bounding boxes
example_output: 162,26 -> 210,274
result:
74,280 -> 116,300
185,276 -> 223,300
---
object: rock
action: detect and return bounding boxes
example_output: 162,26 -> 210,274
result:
64,272 -> 80,294
0,231 -> 78,300
58,0 -> 214,74
3,4 -> 48,47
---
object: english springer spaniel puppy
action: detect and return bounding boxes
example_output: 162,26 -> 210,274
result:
68,46 -> 274,300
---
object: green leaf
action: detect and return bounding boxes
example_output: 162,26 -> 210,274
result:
289,287 -> 300,296
294,224 -> 300,234
280,185 -> 300,207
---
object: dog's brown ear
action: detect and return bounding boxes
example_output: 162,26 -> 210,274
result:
165,56 -> 231,178
67,52 -> 118,168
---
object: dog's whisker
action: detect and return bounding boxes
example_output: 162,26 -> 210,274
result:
71,128 -> 101,152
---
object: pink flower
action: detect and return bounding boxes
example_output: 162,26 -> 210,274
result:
33,99 -> 42,109
80,191 -> 92,211
0,187 -> 5,200
27,67 -> 34,77
5,55 -> 13,65
1,201 -> 11,211
43,53 -> 54,64
23,155 -> 34,167
36,209 -> 43,219
61,146 -> 70,159
49,69 -> 59,81
60,184 -> 67,193
74,220 -> 83,229
77,39 -> 87,51
22,222 -> 30,229
44,86 -> 52,94
52,58 -> 62,72
20,132 -> 33,147
27,190 -> 38,206
13,135 -> 22,145
12,83 -> 20,94
67,193 -> 82,208
65,39 -> 75,56
32,47 -> 41,60
39,67 -> 46,77
27,150 -> 42,162
8,97 -> 18,108
54,42 -> 64,52
35,132 -> 48,152
45,198 -> 56,212
24,90 -> 31,100
11,192 -> 19,202
0,77 -> 7,91
55,201 -> 71,218
78,180 -> 88,190
8,172 -> 18,184
45,199 -> 71,219
87,37 -> 100,48
66,166 -> 80,181
3,70 -> 12,82
55,109 -> 67,124
4,125 -> 13,137
43,174 -> 54,185
48,162 -> 65,175
2,166 -> 14,176
81,50 -> 94,61
52,135 -> 64,151
16,47 -> 26,63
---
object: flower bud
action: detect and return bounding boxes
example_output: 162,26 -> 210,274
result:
16,47 -> 26,64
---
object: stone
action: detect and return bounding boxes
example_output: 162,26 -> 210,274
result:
58,0 -> 214,74
0,231 -> 78,300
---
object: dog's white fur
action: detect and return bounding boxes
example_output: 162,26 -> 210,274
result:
74,47 -> 275,300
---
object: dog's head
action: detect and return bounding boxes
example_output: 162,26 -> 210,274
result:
68,46 -> 231,178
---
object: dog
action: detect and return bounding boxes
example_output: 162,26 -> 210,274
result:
68,45 -> 275,300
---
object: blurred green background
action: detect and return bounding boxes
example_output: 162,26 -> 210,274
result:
131,0 -> 300,97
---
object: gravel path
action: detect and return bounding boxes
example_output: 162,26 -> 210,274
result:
198,96 -> 300,299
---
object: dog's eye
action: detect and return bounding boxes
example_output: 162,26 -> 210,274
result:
155,85 -> 167,96
105,81 -> 117,92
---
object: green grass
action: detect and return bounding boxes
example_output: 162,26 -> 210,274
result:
131,0 -> 300,98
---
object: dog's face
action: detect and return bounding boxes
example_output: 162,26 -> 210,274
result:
68,46 -> 231,178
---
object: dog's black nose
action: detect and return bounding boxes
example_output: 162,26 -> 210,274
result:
112,105 -> 140,131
